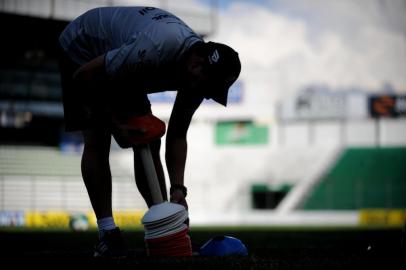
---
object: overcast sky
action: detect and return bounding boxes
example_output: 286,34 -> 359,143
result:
195,0 -> 406,105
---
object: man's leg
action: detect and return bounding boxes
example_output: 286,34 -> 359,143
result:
133,139 -> 168,207
82,127 -> 128,258
81,127 -> 113,219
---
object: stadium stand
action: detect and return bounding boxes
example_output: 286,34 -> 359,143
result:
302,147 -> 406,209
0,145 -> 135,177
0,145 -> 146,211
0,145 -> 80,176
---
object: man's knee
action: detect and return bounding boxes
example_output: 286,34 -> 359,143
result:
82,129 -> 111,155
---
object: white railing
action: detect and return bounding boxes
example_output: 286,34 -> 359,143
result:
0,174 -> 147,212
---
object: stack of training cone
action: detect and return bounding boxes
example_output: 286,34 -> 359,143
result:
139,145 -> 192,257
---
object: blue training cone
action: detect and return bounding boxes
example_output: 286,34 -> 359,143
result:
199,236 -> 248,256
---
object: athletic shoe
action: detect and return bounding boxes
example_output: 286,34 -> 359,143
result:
94,227 -> 128,258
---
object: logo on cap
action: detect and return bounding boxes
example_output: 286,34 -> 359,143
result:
209,49 -> 220,64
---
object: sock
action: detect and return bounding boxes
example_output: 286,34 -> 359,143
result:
97,217 -> 116,239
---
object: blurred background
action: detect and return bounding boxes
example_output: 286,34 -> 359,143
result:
0,0 -> 405,230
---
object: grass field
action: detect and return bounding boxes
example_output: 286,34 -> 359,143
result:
0,226 -> 405,269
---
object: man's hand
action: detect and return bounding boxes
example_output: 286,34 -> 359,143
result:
170,188 -> 188,210
170,186 -> 189,226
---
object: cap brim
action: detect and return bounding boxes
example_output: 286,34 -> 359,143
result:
210,87 -> 229,107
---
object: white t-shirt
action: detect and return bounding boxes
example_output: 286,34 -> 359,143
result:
59,6 -> 203,79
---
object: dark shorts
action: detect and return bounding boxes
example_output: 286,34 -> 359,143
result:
58,46 -> 151,132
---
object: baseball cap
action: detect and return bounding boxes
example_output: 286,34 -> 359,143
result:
203,42 -> 241,106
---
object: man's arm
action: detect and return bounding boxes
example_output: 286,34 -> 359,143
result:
166,91 -> 203,203
73,55 -> 106,83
